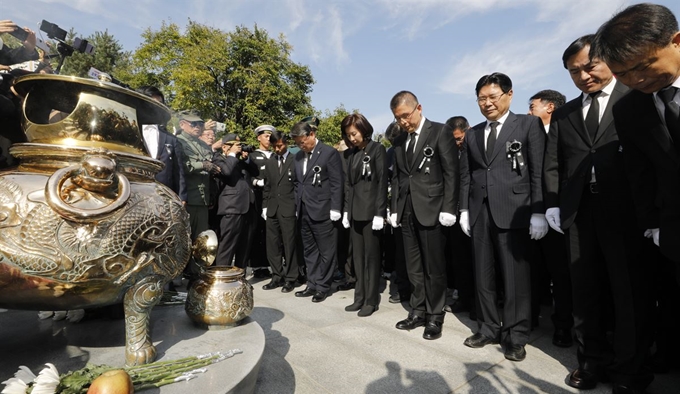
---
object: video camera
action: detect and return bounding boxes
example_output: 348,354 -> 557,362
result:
240,143 -> 255,153
39,20 -> 94,73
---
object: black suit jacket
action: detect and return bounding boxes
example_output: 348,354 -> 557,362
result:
391,119 -> 458,227
544,81 -> 633,228
263,152 -> 297,218
344,140 -> 388,221
154,130 -> 188,202
460,112 -> 544,229
294,140 -> 344,221
613,88 -> 680,262
214,154 -> 259,215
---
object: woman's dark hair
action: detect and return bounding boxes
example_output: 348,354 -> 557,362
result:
341,113 -> 374,140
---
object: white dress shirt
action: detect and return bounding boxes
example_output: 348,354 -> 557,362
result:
142,124 -> 159,159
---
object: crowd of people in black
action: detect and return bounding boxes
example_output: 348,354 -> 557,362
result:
2,4 -> 680,394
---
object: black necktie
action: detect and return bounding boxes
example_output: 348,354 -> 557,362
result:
486,121 -> 498,160
659,86 -> 680,151
406,133 -> 416,164
584,91 -> 601,140
278,155 -> 283,174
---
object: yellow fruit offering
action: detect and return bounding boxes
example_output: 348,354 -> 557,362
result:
87,369 -> 134,394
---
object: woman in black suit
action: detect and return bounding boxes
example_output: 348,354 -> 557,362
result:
341,114 -> 388,316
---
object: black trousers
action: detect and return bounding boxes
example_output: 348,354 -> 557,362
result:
471,199 -> 531,346
537,229 -> 573,330
401,196 -> 447,322
445,224 -> 475,306
567,190 -> 651,388
265,210 -> 299,283
215,207 -> 253,268
300,203 -> 337,293
350,220 -> 382,306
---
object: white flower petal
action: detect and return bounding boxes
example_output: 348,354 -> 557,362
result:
32,364 -> 60,394
1,377 -> 28,394
14,366 -> 36,383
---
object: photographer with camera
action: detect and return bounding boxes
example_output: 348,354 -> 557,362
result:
214,133 -> 260,268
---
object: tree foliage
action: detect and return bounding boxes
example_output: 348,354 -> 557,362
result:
314,105 -> 351,147
58,30 -> 128,78
118,21 -> 315,145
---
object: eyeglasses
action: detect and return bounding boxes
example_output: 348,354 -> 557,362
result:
476,93 -> 506,105
190,121 -> 205,128
394,105 -> 419,123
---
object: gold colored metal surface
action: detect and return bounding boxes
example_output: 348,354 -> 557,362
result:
0,75 -> 191,366
192,230 -> 219,267
185,266 -> 254,329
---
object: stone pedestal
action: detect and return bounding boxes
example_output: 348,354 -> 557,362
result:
0,305 -> 264,393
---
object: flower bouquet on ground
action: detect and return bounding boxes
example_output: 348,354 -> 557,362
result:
1,349 -> 242,394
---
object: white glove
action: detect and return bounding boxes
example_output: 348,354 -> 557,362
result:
459,210 -> 470,237
261,208 -> 267,221
342,212 -> 350,229
438,212 -> 457,227
330,210 -> 341,221
389,213 -> 399,228
545,207 -> 563,234
529,213 -> 549,240
372,216 -> 384,231
253,179 -> 265,187
645,228 -> 660,247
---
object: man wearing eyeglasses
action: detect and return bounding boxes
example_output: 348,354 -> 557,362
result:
389,91 -> 458,340
459,72 -> 547,361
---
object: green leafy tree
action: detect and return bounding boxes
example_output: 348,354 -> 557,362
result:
314,105 -> 352,147
58,30 -> 128,78
119,21 -> 315,146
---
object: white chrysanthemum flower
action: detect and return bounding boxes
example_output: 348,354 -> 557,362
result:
31,363 -> 60,394
1,377 -> 28,394
14,366 -> 36,383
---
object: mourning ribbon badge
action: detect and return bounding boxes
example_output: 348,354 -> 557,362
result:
312,165 -> 322,186
361,155 -> 372,180
418,146 -> 434,174
506,140 -> 525,172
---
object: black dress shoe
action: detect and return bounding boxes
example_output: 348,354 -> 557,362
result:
336,281 -> 355,291
295,287 -> 315,297
388,294 -> 401,304
312,291 -> 327,303
395,314 -> 426,330
444,301 -> 470,314
566,368 -> 599,390
358,305 -> 378,317
253,268 -> 271,278
281,282 -> 295,293
504,344 -> 526,361
463,333 -> 498,348
345,302 -> 363,312
262,280 -> 282,290
423,321 -> 443,340
552,328 -> 573,348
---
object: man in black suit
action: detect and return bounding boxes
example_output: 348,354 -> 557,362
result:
291,121 -> 344,303
213,133 -> 259,267
138,86 -> 187,202
544,35 -> 651,393
459,73 -> 547,361
389,91 -> 458,340
261,130 -> 299,293
593,3 -> 680,277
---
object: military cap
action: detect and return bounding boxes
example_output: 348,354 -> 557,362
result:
254,124 -> 276,136
178,110 -> 204,122
222,133 -> 240,144
301,116 -> 320,129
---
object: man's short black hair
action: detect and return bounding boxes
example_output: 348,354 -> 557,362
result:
290,121 -> 313,138
529,90 -> 566,108
475,72 -> 512,96
269,130 -> 288,144
390,91 -> 418,111
591,3 -> 679,65
562,34 -> 594,69
445,116 -> 469,131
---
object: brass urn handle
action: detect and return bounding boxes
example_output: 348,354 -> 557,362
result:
45,150 -> 131,222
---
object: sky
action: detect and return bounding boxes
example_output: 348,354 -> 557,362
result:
5,0 -> 679,136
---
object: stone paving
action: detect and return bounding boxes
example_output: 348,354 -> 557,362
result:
249,275 -> 680,394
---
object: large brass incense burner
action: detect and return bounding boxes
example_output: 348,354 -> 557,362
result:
0,74 -> 192,366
